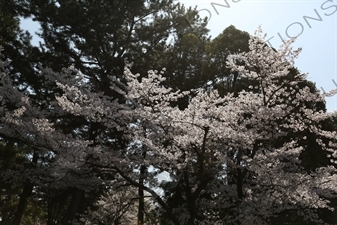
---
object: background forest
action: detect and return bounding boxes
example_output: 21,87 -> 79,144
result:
1,0 -> 337,224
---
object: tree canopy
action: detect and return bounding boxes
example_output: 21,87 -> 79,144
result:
1,1 -> 337,224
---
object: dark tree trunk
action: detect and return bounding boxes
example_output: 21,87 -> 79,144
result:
64,188 -> 85,224
236,168 -> 244,199
12,183 -> 34,225
138,164 -> 146,225
12,152 -> 38,225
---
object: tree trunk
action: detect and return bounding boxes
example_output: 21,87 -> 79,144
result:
12,183 -> 34,225
138,165 -> 146,225
64,187 -> 85,224
12,152 -> 38,225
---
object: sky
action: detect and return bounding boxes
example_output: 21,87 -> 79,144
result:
20,0 -> 337,111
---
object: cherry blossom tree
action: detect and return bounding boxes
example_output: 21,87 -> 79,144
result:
1,26 -> 337,225
0,47 -> 103,224
118,28 -> 337,224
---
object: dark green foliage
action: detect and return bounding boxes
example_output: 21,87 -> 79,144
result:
203,25 -> 251,96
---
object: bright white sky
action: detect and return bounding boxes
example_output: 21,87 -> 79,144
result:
178,0 -> 337,111
20,0 -> 337,111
